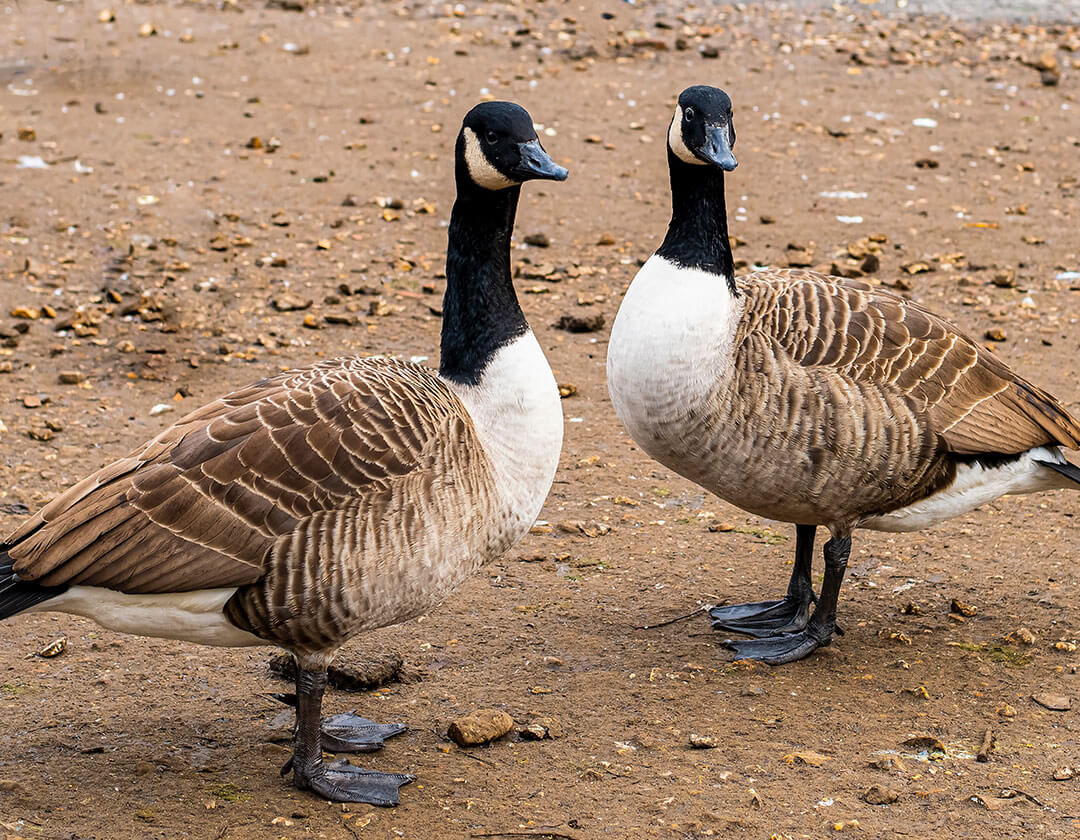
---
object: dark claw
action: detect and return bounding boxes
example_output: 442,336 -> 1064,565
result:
308,760 -> 415,806
722,622 -> 836,665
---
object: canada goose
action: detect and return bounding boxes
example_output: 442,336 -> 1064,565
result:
607,85 -> 1080,665
0,101 -> 567,803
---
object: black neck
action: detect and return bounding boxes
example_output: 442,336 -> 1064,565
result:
655,149 -> 736,293
439,179 -> 528,385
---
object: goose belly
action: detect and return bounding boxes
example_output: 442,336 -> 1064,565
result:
31,587 -> 266,647
860,446 -> 1072,532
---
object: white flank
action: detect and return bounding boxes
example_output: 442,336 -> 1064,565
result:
30,586 -> 268,647
668,106 -> 705,166
860,446 -> 1074,533
463,127 -> 516,190
445,331 -> 563,535
607,254 -> 741,456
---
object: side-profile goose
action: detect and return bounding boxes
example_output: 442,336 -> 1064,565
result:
0,101 -> 567,803
607,85 -> 1080,665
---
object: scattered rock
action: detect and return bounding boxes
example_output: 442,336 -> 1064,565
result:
524,232 -> 551,247
558,383 -> 577,398
595,233 -> 616,246
785,243 -> 815,267
555,313 -> 605,333
950,598 -> 978,617
58,371 -> 86,385
783,750 -> 828,767
1031,693 -> 1071,711
517,718 -> 561,740
914,158 -> 939,169
996,703 -> 1016,718
518,722 -> 549,740
1052,766 -> 1075,781
861,784 -> 898,805
868,755 -> 906,773
17,127 -> 36,142
1006,627 -> 1036,646
273,295 -> 313,312
689,733 -> 720,749
985,327 -> 1007,342
448,708 -> 514,746
708,521 -> 735,533
859,253 -> 880,274
990,270 -> 1016,288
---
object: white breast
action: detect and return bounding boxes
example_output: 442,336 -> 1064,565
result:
607,255 -> 742,454
445,331 -> 563,538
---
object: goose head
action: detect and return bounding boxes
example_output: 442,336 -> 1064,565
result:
667,85 -> 737,171
457,101 -> 568,191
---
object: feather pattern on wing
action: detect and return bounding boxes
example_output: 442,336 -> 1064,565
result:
5,358 -> 484,602
736,270 -> 1080,454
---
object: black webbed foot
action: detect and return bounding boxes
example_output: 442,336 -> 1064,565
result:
722,620 -> 835,665
709,593 -> 813,637
321,712 -> 407,753
303,759 -> 415,806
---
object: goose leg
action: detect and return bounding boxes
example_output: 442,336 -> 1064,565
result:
722,534 -> 850,665
709,524 -> 817,636
287,667 -> 414,805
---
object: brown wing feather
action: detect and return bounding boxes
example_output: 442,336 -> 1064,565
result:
738,270 -> 1080,454
6,358 -> 469,593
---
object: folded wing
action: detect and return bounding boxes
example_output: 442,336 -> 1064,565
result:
5,358 -> 468,594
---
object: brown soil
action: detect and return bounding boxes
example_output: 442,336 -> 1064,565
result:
2,2 -> 1079,838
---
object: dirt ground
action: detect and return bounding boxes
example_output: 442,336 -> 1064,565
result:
2,1 -> 1080,838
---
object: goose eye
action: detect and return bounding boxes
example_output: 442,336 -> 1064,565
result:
485,130 -> 498,144
683,107 -> 695,121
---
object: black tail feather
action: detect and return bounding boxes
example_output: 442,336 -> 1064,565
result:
1037,459 -> 1080,487
0,544 -> 66,621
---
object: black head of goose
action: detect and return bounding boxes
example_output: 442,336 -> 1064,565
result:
607,84 -> 1080,666
0,102 -> 566,805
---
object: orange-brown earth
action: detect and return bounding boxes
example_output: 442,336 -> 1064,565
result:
1,2 -> 1079,838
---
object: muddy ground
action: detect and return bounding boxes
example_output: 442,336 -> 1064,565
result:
2,1 -> 1080,838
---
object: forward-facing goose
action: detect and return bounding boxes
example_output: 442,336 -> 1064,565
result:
0,101 -> 567,803
607,85 -> 1080,665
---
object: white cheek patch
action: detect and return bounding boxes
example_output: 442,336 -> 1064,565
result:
668,105 -> 706,166
463,127 -> 517,190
